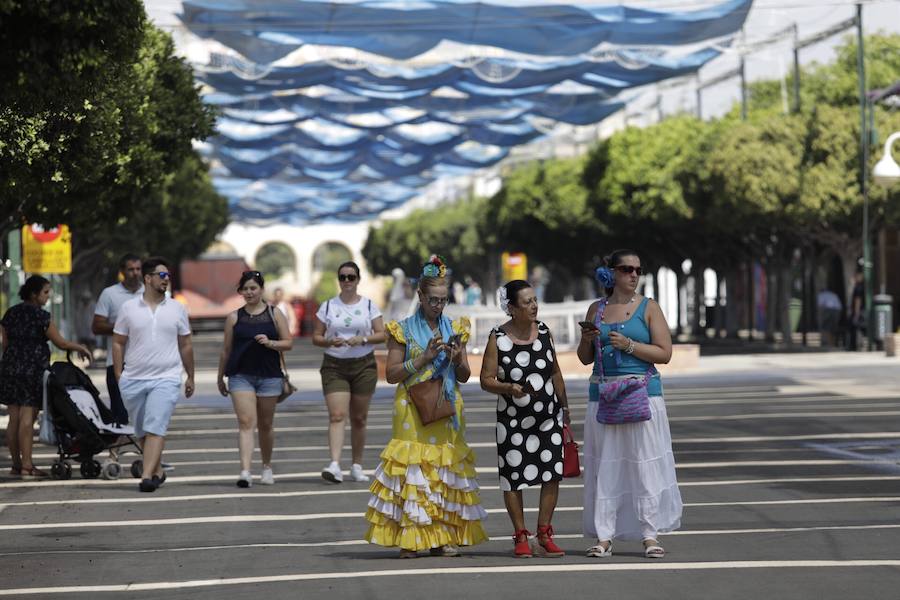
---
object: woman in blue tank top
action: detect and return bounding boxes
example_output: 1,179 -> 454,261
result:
576,249 -> 683,559
217,271 -> 293,488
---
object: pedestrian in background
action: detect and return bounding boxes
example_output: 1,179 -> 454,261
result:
577,249 -> 682,559
92,253 -> 143,424
113,257 -> 194,492
364,255 -> 487,558
218,271 -> 292,488
1,275 -> 90,477
313,261 -> 384,483
480,279 -> 571,558
272,287 -> 298,338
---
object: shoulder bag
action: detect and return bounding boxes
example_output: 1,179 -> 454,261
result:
592,299 -> 654,425
268,305 -> 298,404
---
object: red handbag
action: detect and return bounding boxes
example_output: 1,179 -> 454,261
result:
562,424 -> 581,478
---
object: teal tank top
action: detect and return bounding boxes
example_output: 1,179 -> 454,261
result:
592,297 -> 663,396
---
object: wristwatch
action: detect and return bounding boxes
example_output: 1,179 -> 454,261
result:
363,337 -> 369,345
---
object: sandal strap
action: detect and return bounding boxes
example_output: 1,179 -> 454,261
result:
513,529 -> 532,542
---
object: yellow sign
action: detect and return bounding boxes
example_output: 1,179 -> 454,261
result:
22,224 -> 72,274
501,252 -> 527,282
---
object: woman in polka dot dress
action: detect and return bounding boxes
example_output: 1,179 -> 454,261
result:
480,280 -> 571,558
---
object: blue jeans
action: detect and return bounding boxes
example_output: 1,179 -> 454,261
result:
228,374 -> 284,397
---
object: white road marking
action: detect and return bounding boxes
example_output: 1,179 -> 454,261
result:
159,411 -> 900,435
4,523 -> 900,557
26,431 -> 900,461
2,561 -> 900,595
2,497 -> 898,531
3,457 -> 898,489
3,475 -> 897,508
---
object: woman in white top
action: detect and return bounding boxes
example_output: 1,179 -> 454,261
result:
313,261 -> 386,483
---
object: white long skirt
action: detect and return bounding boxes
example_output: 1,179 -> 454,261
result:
582,395 -> 683,541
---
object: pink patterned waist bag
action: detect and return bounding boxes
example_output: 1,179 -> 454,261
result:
588,298 -> 655,425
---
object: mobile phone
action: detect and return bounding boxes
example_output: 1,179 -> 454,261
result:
578,320 -> 599,331
447,334 -> 462,347
522,379 -> 535,394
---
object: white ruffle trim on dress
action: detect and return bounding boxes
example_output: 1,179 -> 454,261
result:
368,463 -> 489,524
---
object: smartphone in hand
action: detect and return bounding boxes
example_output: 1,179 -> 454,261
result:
578,320 -> 599,331
447,334 -> 462,348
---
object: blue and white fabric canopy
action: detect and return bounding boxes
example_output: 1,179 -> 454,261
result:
180,0 -> 752,224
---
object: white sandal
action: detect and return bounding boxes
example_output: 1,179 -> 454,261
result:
643,539 -> 665,559
586,540 -> 612,558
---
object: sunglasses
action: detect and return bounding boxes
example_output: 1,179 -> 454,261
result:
338,273 -> 358,282
243,270 -> 262,277
153,271 -> 170,280
425,296 -> 449,307
614,266 -> 643,275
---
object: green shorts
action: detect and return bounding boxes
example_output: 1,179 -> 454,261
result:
320,353 -> 378,396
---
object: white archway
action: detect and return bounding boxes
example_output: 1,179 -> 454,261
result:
220,222 -> 378,299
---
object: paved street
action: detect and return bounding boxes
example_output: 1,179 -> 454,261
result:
2,357 -> 900,598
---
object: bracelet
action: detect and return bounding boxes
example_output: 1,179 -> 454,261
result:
625,338 -> 636,355
403,359 -> 416,374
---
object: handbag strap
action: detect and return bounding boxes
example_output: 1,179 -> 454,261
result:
267,304 -> 291,382
593,298 -> 655,384
593,299 -> 608,382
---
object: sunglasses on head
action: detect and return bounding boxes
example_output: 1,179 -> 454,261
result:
153,271 -> 170,280
338,273 -> 358,282
614,266 -> 643,275
243,270 -> 262,278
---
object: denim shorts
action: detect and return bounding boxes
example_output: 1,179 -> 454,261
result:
118,377 -> 181,438
228,374 -> 284,397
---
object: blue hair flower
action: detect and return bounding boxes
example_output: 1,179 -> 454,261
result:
422,263 -> 441,278
595,266 -> 615,288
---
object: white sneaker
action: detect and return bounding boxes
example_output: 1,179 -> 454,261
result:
259,466 -> 275,485
321,461 -> 343,483
349,463 -> 370,482
236,470 -> 252,488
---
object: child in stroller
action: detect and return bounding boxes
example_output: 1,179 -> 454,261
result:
41,355 -> 143,479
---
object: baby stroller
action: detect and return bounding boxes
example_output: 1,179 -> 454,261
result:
40,354 -> 143,480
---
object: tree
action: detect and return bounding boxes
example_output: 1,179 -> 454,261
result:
363,196 -> 493,284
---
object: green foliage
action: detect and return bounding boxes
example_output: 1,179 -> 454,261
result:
313,277 -> 338,304
362,34 -> 900,293
363,197 -> 493,282
0,3 -> 227,297
312,243 -> 354,273
256,242 -> 296,279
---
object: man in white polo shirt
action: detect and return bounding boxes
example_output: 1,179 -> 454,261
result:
92,253 -> 143,424
113,257 -> 195,492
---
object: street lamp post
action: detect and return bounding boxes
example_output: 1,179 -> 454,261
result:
872,131 -> 900,349
873,132 -> 900,186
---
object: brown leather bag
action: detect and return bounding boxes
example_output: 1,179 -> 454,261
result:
407,376 -> 455,425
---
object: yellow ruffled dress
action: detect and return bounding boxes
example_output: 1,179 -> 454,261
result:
364,317 -> 489,551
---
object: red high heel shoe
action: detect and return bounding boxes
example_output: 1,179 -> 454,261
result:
534,524 -> 565,557
513,529 -> 533,558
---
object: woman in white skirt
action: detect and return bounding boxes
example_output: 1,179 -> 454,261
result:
576,249 -> 682,559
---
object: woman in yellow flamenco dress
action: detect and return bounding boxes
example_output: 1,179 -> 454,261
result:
364,256 -> 488,558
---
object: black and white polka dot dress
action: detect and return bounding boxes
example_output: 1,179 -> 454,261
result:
493,321 -> 564,491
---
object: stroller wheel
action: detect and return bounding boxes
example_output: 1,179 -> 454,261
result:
51,461 -> 72,480
80,460 -> 102,479
101,461 -> 121,480
130,460 -> 143,479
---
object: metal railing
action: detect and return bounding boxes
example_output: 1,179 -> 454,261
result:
443,300 -> 595,353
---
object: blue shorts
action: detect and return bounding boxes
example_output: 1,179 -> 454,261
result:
118,377 -> 181,438
228,374 -> 284,397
